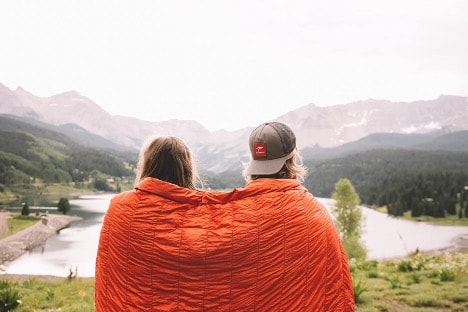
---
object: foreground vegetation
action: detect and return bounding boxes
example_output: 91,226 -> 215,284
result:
0,276 -> 94,311
353,252 -> 468,311
4,214 -> 40,237
0,252 -> 466,311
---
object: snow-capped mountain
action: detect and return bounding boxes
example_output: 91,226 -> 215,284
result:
0,83 -> 212,149
277,96 -> 468,149
1,82 -> 468,173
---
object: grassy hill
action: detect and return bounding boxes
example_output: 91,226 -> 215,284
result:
0,115 -> 137,206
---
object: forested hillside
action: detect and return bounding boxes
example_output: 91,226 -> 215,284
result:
0,115 -> 136,190
301,130 -> 468,160
304,149 -> 468,218
2,113 -> 467,219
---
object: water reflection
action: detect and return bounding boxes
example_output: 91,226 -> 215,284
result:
2,194 -> 113,277
320,199 -> 468,259
2,195 -> 467,277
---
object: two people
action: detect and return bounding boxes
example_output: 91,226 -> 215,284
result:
95,122 -> 354,311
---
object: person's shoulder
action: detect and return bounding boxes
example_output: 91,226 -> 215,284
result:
110,189 -> 137,204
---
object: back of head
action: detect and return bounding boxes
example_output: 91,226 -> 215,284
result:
244,122 -> 307,181
135,136 -> 197,189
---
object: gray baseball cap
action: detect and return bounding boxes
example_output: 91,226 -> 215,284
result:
245,122 -> 296,175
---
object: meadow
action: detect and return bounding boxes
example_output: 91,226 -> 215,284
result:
0,251 -> 466,311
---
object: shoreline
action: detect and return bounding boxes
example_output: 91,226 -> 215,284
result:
0,203 -> 466,279
0,214 -> 83,265
1,237 -> 467,283
452,233 -> 468,251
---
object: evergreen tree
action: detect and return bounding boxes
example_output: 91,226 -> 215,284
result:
57,198 -> 71,215
410,197 -> 422,217
21,202 -> 30,216
332,178 -> 366,259
465,199 -> 468,219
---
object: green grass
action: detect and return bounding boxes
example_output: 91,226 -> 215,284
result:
6,214 -> 40,237
353,252 -> 468,311
1,252 -> 467,311
377,206 -> 468,226
0,277 -> 94,312
402,211 -> 468,226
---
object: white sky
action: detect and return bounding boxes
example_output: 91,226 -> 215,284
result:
1,0 -> 467,131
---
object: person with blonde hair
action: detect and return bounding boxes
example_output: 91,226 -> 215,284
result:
95,124 -> 354,311
134,135 -> 200,188
238,121 -> 354,310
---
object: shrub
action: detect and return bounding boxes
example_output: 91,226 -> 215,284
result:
366,271 -> 379,278
0,280 -> 22,312
440,268 -> 456,282
388,275 -> 402,289
426,270 -> 439,278
21,279 -> 38,288
353,280 -> 368,304
411,272 -> 422,284
45,288 -> 55,301
357,260 -> 378,271
398,260 -> 414,272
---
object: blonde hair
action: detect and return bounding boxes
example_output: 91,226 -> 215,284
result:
135,136 -> 200,189
243,149 -> 308,183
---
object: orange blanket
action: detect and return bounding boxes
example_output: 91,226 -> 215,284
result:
95,177 -> 354,311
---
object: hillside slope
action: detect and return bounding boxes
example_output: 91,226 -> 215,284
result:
0,115 -> 135,186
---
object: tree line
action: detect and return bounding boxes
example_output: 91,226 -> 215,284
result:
2,113 -> 467,219
303,149 -> 468,218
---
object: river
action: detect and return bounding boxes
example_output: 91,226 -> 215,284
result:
1,194 -> 467,277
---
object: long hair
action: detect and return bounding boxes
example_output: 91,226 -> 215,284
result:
243,149 -> 308,183
135,136 -> 199,189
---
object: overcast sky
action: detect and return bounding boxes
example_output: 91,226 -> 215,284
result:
1,0 -> 467,131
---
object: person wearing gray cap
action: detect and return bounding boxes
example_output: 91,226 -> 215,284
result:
244,121 -> 305,179
241,121 -> 355,311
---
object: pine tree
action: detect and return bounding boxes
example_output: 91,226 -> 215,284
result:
57,198 -> 70,215
21,202 -> 30,216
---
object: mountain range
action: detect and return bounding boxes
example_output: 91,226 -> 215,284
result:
1,82 -> 468,174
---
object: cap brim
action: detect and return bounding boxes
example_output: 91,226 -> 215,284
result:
245,154 -> 291,176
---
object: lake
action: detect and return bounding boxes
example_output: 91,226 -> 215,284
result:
2,194 -> 467,277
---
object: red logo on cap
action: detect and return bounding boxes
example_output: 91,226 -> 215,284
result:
254,142 -> 267,158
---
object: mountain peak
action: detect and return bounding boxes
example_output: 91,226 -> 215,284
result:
1,81 -> 468,153
55,90 -> 83,98
0,82 -> 12,93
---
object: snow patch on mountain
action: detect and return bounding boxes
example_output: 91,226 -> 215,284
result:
402,125 -> 418,133
424,121 -> 441,130
1,82 -> 468,173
